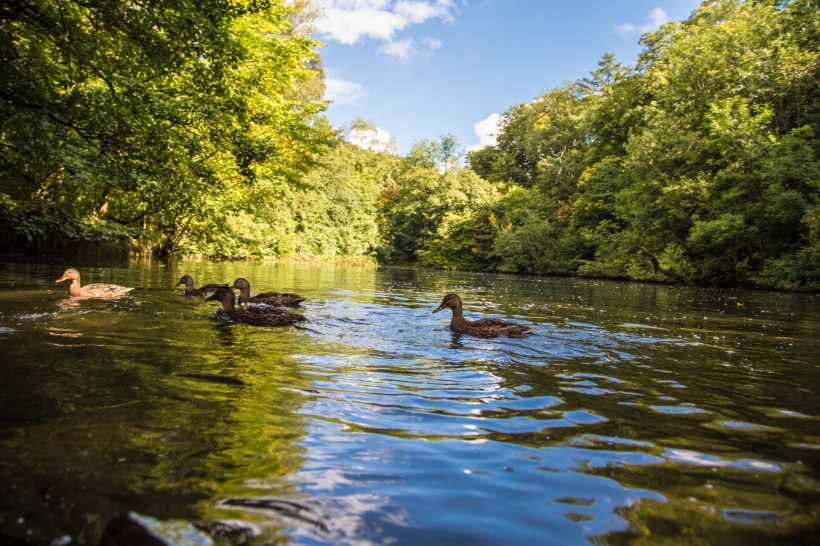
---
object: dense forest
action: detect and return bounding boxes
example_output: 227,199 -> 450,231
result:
1,0 -> 818,290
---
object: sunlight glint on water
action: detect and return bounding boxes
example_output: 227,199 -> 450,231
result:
0,260 -> 817,545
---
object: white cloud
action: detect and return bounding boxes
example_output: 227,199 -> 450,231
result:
473,113 -> 501,148
614,7 -> 668,37
348,126 -> 396,152
395,0 -> 453,24
378,35 -> 442,61
315,4 -> 406,44
421,36 -> 442,50
314,0 -> 455,59
379,38 -> 416,60
324,77 -> 369,105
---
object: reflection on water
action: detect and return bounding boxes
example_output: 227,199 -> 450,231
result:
0,260 -> 818,545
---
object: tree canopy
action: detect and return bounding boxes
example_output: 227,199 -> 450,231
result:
460,0 -> 818,290
1,0 -> 327,256
1,0 -> 817,290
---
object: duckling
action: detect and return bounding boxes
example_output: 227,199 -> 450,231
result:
205,287 -> 307,327
176,275 -> 228,297
55,268 -> 134,299
231,278 -> 306,307
433,293 -> 533,338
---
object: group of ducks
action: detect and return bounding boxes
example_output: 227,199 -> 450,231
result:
178,275 -> 309,327
54,268 -> 534,338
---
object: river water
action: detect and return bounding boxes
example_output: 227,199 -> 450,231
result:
0,259 -> 818,545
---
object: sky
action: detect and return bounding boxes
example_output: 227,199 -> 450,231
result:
312,0 -> 703,155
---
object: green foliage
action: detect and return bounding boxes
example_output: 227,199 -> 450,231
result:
379,137 -> 497,263
476,83 -> 590,197
2,0 -> 817,289
1,0 -> 327,256
458,0 -> 819,290
625,243 -> 694,283
419,212 -> 496,271
290,141 -> 395,258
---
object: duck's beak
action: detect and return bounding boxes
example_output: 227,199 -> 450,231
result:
55,275 -> 67,284
433,303 -> 445,313
174,281 -> 183,287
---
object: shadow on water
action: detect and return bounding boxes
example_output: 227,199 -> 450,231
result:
0,259 -> 818,544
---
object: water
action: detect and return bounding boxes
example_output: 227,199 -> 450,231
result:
0,259 -> 818,545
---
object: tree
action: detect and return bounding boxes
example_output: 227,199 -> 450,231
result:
0,0 -> 327,256
380,137 -> 495,262
434,0 -> 819,289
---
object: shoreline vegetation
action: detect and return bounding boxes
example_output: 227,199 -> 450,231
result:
1,0 -> 817,291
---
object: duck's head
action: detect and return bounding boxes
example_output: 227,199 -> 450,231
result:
433,293 -> 462,313
55,268 -> 80,284
175,275 -> 194,288
231,278 -> 251,291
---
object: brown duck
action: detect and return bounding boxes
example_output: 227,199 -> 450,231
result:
176,275 -> 228,297
433,293 -> 533,338
55,268 -> 134,299
205,287 -> 307,327
231,278 -> 306,307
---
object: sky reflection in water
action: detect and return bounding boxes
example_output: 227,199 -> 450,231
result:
0,261 -> 817,545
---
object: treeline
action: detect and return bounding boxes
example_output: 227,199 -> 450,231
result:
450,0 -> 819,290
0,0 -> 329,257
1,0 -> 817,290
396,0 -> 819,289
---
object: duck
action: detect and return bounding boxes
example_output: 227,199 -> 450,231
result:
231,278 -> 306,307
176,275 -> 228,297
55,268 -> 134,299
205,287 -> 308,327
433,293 -> 533,338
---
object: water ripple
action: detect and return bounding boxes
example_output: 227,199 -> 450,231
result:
1,265 -> 817,545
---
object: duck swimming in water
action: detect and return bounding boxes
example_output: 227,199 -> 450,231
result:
176,275 -> 228,297
231,278 -> 306,307
433,293 -> 533,338
205,287 -> 307,327
55,268 -> 134,299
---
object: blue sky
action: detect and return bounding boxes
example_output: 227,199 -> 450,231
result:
313,0 -> 703,155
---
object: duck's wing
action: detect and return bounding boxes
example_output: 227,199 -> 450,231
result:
277,312 -> 308,324
245,305 -> 297,316
249,294 -> 284,305
276,295 -> 307,307
502,325 -> 535,336
84,283 -> 134,297
253,291 -> 285,298
200,283 -> 228,290
251,293 -> 306,307
255,291 -> 305,299
233,308 -> 307,326
470,317 -> 517,327
466,317 -> 534,337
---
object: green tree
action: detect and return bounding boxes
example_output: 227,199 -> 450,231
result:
0,0 -> 327,256
456,0 -> 817,289
380,137 -> 495,262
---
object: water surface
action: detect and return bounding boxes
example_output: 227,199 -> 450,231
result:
0,260 -> 818,544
